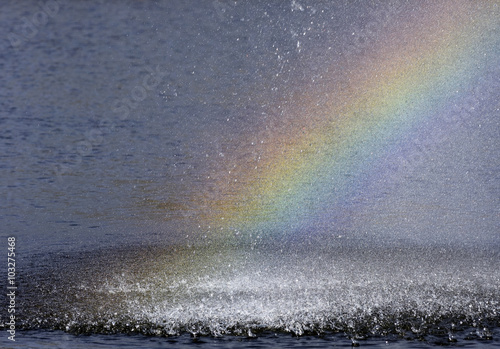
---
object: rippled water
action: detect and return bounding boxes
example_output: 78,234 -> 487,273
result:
1,1 -> 499,348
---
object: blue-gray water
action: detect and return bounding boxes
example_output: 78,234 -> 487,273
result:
1,1 -> 499,348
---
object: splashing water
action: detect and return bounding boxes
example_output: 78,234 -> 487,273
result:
17,243 -> 500,342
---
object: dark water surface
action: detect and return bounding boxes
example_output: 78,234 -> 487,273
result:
1,1 -> 499,348
2,328 -> 500,349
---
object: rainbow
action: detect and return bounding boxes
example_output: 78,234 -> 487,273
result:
196,1 -> 499,243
